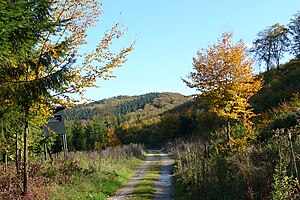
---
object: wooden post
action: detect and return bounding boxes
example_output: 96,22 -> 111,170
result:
15,131 -> 19,174
63,133 -> 68,158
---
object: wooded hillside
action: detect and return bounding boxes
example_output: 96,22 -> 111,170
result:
60,92 -> 191,151
65,92 -> 190,122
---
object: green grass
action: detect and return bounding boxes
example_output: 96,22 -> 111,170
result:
45,152 -> 143,200
130,160 -> 161,199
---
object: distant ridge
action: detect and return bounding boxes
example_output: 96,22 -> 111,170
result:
65,92 -> 190,121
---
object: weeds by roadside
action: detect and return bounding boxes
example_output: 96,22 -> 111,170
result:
168,126 -> 300,200
0,144 -> 144,200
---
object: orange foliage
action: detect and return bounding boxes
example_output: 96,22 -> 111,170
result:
184,32 -> 263,137
107,127 -> 120,147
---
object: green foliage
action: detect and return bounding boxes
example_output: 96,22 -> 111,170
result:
288,11 -> 300,58
169,139 -> 249,199
46,145 -> 144,200
193,109 -> 225,140
115,93 -> 160,115
250,61 -> 300,113
64,92 -> 191,147
65,92 -> 188,121
257,93 -> 300,141
0,0 -> 52,57
72,122 -> 86,151
51,119 -> 109,153
251,23 -> 290,72
271,155 -> 300,200
0,144 -> 144,199
0,107 -> 22,155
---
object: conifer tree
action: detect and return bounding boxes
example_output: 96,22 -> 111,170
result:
0,0 -> 133,195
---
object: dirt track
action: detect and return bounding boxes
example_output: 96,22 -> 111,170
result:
107,150 -> 174,200
154,152 -> 174,200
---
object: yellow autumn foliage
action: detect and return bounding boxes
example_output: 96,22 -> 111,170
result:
184,32 -> 263,137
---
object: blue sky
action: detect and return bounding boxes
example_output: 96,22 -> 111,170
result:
83,0 -> 300,101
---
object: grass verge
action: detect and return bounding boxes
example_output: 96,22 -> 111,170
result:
47,156 -> 142,200
45,144 -> 144,200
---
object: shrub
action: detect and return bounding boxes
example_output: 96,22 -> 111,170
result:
271,154 -> 300,200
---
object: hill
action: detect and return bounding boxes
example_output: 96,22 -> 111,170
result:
250,59 -> 300,113
63,59 -> 300,148
65,92 -> 191,122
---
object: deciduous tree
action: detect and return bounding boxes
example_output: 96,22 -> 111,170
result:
183,32 -> 263,142
288,11 -> 300,58
250,23 -> 290,73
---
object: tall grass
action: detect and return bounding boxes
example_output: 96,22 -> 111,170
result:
0,144 -> 144,200
101,143 -> 145,159
169,125 -> 300,199
47,144 -> 144,200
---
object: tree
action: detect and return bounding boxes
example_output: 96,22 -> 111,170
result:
0,106 -> 23,173
0,0 -> 56,194
250,23 -> 290,73
0,0 -> 133,195
183,32 -> 263,142
288,11 -> 300,58
72,122 -> 86,151
90,120 -> 107,150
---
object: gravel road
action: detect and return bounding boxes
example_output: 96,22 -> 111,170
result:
154,151 -> 175,200
107,150 -> 174,200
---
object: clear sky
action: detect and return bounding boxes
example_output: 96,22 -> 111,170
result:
83,0 -> 300,101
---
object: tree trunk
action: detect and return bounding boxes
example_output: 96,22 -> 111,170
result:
226,119 -> 230,143
15,131 -> 19,174
267,45 -> 271,73
2,153 -> 7,171
23,110 -> 29,196
44,142 -> 47,161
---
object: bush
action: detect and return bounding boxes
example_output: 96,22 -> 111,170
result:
169,139 -> 247,199
271,154 -> 300,200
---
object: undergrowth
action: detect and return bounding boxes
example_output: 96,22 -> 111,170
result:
0,144 -> 144,200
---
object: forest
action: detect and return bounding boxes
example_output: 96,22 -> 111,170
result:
55,11 -> 300,199
1,0 -> 300,199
